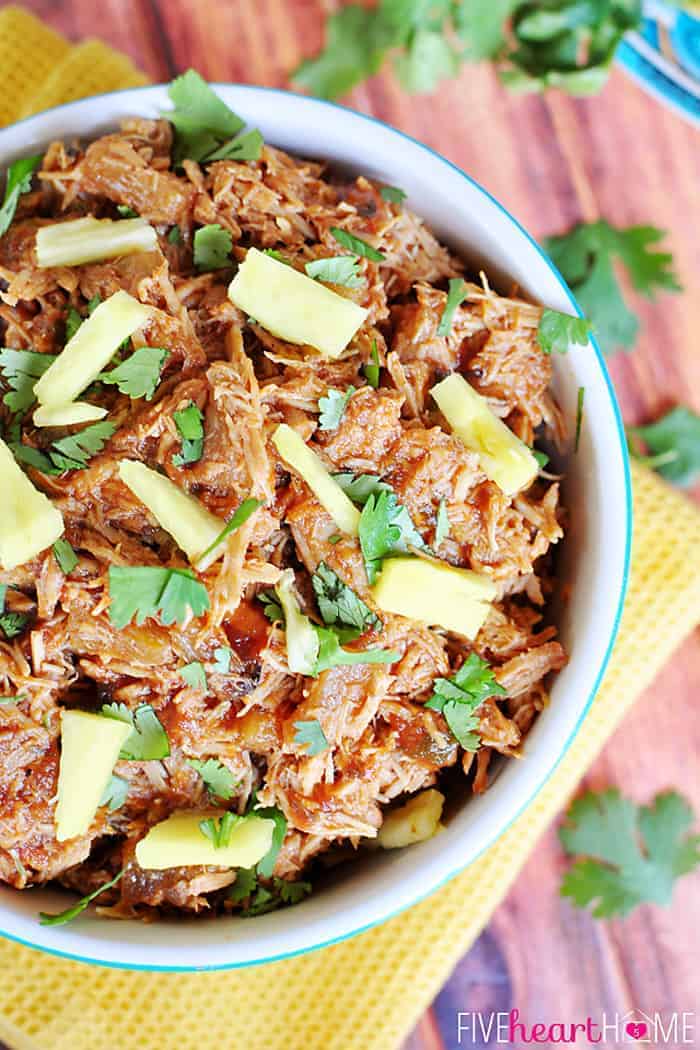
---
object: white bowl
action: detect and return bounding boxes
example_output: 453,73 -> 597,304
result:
0,86 -> 631,971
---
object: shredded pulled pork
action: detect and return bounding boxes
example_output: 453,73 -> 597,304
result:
0,118 -> 566,919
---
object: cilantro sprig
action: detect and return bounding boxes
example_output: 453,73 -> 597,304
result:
0,587 -> 29,641
537,309 -> 592,355
163,70 -> 263,165
199,811 -> 241,849
108,566 -> 210,628
48,422 -> 117,473
193,223 -> 233,271
560,789 -> 700,918
0,349 -> 56,414
39,868 -> 125,926
544,221 -> 680,356
293,720 -> 329,757
100,702 -> 170,761
230,870 -> 312,915
627,407 -> 700,488
311,561 -> 379,634
305,256 -> 364,288
317,387 -> 355,431
358,487 -> 428,584
187,758 -> 237,800
99,347 -> 169,401
426,652 -> 506,752
0,155 -> 42,238
173,402 -> 205,467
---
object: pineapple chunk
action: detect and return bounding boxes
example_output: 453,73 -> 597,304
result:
0,437 -> 64,570
135,810 -> 275,870
55,710 -> 132,842
34,291 -> 151,407
431,373 -> 538,495
118,460 -> 227,568
33,401 -> 107,428
378,789 -> 445,849
228,247 -> 367,359
276,568 -> 319,675
371,555 -> 496,639
36,216 -> 157,268
272,423 -> 360,535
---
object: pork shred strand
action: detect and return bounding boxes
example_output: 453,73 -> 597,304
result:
0,116 -> 567,915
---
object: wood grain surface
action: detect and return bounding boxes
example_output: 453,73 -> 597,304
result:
6,3 -> 700,1048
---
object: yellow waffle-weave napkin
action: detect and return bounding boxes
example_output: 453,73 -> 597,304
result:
0,9 -> 699,1050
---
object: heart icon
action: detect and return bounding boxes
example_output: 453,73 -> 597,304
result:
626,1022 -> 648,1040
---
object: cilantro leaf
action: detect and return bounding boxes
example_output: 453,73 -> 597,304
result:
49,422 -> 116,472
0,611 -> 29,640
39,868 -> 125,926
52,538 -> 78,575
99,347 -> 169,401
435,499 -> 450,545
437,278 -> 467,337
537,308 -> 592,354
240,877 -> 312,917
330,226 -> 384,262
293,719 -> 329,757
453,0 -> 514,60
0,349 -> 56,414
363,340 -> 381,389
393,29 -> 460,93
533,449 -> 550,469
100,774 -> 129,812
0,155 -> 42,238
314,626 -> 399,674
292,4 -> 389,99
179,661 -> 208,692
305,255 -> 363,288
204,128 -> 263,162
426,652 -> 506,751
173,402 -> 204,467
212,646 -> 233,674
559,789 -> 700,918
10,443 -> 60,476
187,757 -> 237,800
258,589 -> 283,624
358,487 -> 427,584
311,561 -> 379,633
65,307 -> 83,344
544,222 -> 680,355
108,566 -> 210,629
628,406 -> 700,487
196,497 -> 263,565
116,205 -> 139,218
168,225 -> 182,245
164,70 -> 246,163
379,185 -> 406,204
332,471 -> 390,505
199,811 -> 241,849
193,224 -> 233,271
318,387 -> 355,431
101,701 -> 170,761
229,866 -> 258,904
254,805 -> 287,878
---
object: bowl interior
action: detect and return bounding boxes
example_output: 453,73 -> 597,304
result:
0,86 -> 631,970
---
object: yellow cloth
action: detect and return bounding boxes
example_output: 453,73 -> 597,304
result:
0,8 -> 699,1049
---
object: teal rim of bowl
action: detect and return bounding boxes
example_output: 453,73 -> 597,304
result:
0,84 -> 633,972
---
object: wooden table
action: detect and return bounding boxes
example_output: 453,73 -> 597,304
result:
11,3 -> 700,1046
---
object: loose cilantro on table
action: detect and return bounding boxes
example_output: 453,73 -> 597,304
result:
329,227 -> 384,262
426,652 -> 506,752
164,70 -> 259,165
437,278 -> 467,337
305,255 -> 364,288
435,499 -> 450,545
52,538 -> 78,575
49,422 -> 116,472
544,221 -> 680,356
187,758 -> 237,800
100,774 -> 129,812
0,349 -> 56,414
99,347 -> 169,401
363,340 -> 381,389
537,308 -> 592,355
173,402 -> 205,467
0,155 -> 42,238
39,868 -> 125,927
293,719 -> 329,757
627,407 -> 700,488
317,387 -> 355,431
179,661 -> 208,692
312,561 -> 379,634
212,646 -> 233,674
358,487 -> 428,585
196,497 -> 263,565
199,811 -> 241,849
101,702 -> 170,761
379,185 -> 406,204
559,789 -> 700,918
108,566 -> 210,629
193,223 -> 233,271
